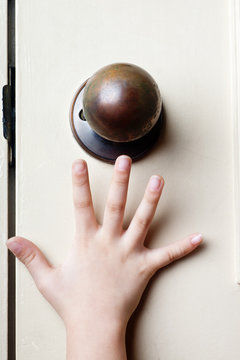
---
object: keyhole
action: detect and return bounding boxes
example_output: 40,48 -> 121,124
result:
79,109 -> 86,121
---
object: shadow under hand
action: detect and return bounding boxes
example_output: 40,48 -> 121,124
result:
126,241 -> 207,360
144,207 -> 174,249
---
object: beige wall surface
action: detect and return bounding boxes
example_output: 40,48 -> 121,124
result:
16,0 -> 240,359
0,1 -> 8,360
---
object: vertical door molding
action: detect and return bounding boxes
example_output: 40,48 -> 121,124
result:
0,0 -> 9,358
231,0 -> 240,283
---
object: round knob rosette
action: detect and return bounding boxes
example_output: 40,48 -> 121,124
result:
70,63 -> 164,163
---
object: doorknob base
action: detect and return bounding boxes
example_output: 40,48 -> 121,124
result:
70,80 -> 164,164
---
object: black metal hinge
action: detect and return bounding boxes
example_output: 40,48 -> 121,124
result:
2,66 -> 15,166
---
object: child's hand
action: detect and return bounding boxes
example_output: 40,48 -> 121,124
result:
7,155 -> 202,359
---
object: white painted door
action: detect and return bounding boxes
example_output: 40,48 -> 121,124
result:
16,0 -> 240,359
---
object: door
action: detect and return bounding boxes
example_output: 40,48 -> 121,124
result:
16,0 -> 240,359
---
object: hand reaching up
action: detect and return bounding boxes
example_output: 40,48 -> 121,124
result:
7,155 -> 203,360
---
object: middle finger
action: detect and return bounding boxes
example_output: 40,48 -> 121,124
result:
102,155 -> 132,237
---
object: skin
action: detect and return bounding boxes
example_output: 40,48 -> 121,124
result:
7,155 -> 203,360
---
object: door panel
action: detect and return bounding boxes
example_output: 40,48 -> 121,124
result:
16,1 -> 240,359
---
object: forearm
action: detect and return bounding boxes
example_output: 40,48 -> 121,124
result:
66,321 -> 127,360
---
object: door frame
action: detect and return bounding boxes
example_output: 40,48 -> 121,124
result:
231,0 -> 240,283
0,0 -> 9,358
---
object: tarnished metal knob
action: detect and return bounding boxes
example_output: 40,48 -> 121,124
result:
83,63 -> 162,142
70,63 -> 164,163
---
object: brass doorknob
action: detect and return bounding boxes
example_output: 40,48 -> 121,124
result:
70,63 -> 164,163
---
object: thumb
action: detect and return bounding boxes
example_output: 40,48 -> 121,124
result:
7,236 -> 52,290
148,233 -> 203,271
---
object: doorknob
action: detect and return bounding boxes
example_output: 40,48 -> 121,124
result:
70,63 -> 163,163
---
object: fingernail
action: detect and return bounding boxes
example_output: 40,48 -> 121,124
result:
149,176 -> 163,192
74,160 -> 85,175
7,241 -> 23,256
117,156 -> 130,171
191,234 -> 203,245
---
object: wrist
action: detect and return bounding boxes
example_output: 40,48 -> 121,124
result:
65,317 -> 127,360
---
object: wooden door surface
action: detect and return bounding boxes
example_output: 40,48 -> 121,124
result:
16,0 -> 240,359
